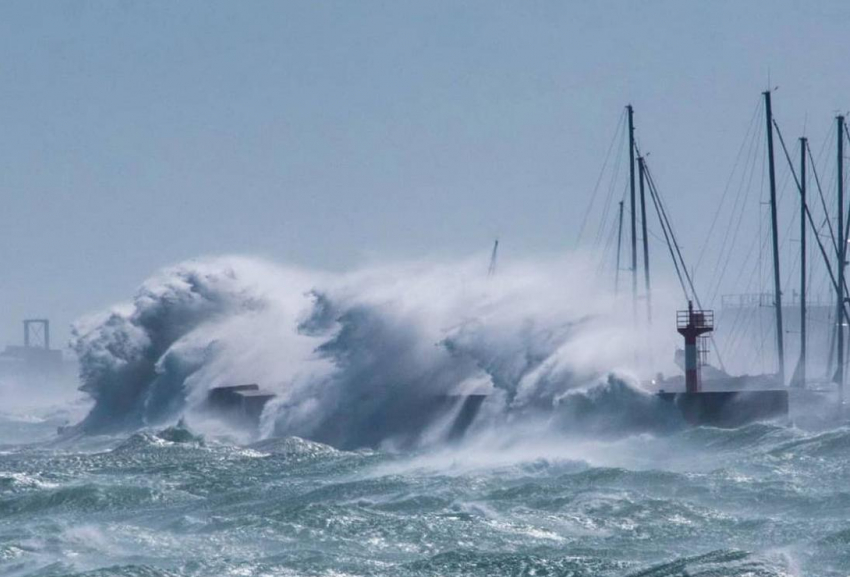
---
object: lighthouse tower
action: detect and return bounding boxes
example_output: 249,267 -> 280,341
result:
677,301 -> 714,393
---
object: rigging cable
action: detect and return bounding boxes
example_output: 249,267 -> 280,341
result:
707,109 -> 765,307
773,119 -> 850,328
713,115 -> 768,361
695,100 -> 762,273
806,138 -> 838,256
643,160 -> 727,371
576,109 -> 626,246
593,116 -> 628,248
644,167 -> 688,300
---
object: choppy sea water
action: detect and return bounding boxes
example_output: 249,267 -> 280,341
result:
2,410 -> 850,577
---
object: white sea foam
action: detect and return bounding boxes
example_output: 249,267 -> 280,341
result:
66,254 -> 682,449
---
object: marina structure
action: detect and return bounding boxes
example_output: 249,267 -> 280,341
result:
582,91 -> 850,423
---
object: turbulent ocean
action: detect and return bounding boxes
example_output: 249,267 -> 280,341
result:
3,413 -> 850,576
2,256 -> 849,576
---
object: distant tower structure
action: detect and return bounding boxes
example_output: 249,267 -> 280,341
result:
487,239 -> 499,277
677,302 -> 714,393
0,319 -> 63,377
23,319 -> 50,350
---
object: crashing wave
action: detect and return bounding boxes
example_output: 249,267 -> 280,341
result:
248,436 -> 341,459
112,422 -> 205,454
550,375 -> 683,437
68,255 -> 669,448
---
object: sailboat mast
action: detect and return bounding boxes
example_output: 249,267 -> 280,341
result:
799,136 -> 807,388
639,156 -> 652,323
488,239 -> 499,277
627,105 -> 637,313
615,200 -> 624,294
763,90 -> 785,385
837,115 -> 845,403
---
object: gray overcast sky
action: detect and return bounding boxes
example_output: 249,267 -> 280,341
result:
1,1 -> 849,349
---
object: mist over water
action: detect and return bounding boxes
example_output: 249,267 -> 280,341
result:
2,255 -> 849,576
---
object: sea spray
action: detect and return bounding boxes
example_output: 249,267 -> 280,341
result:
69,254 -> 680,447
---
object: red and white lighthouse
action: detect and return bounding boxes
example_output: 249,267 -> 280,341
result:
677,301 -> 714,393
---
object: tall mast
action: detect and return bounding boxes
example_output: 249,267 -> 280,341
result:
798,136 -> 807,388
837,115 -> 845,403
763,90 -> 785,385
615,200 -> 624,294
487,239 -> 499,277
627,105 -> 637,313
638,156 -> 652,323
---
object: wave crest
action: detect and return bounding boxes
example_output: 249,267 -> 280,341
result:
69,256 -> 665,448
